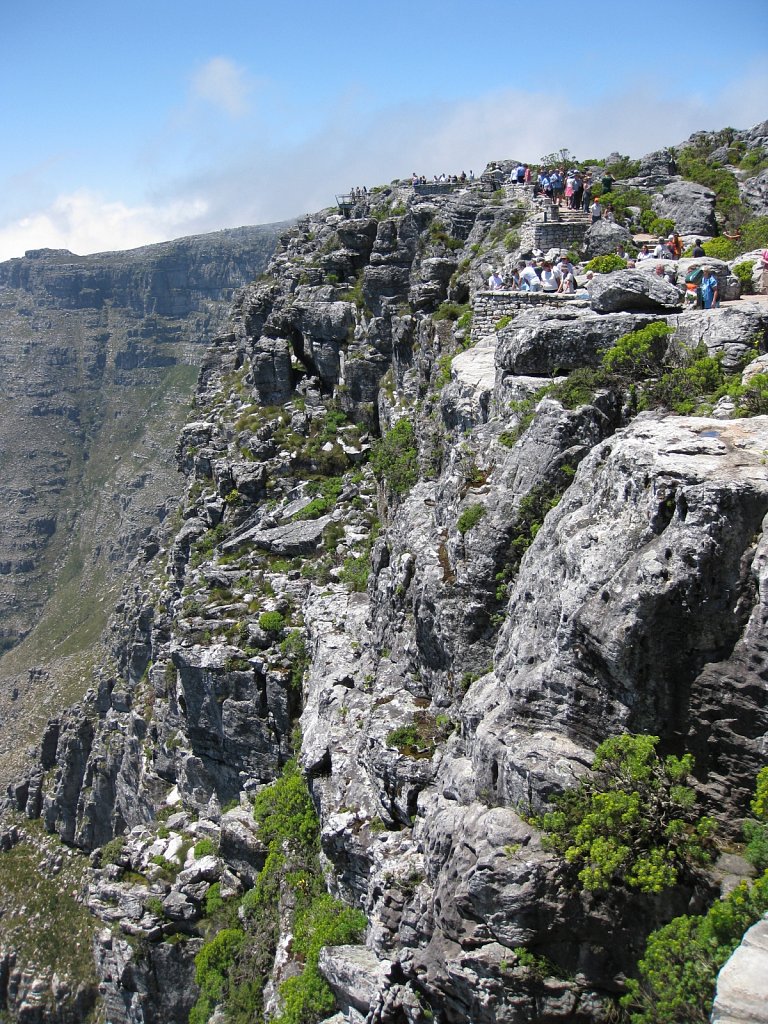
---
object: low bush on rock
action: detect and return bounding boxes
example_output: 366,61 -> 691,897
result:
584,254 -> 627,274
535,734 -> 716,893
621,767 -> 768,1022
190,761 -> 366,1024
732,260 -> 755,294
371,419 -> 418,496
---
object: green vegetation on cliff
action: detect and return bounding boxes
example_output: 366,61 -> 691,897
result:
535,734 -> 716,893
190,761 -> 366,1024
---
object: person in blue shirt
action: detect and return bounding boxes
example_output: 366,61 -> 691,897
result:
700,267 -> 719,309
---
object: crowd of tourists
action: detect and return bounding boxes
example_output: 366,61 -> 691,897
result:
486,240 -> 721,309
508,162 -> 620,215
411,171 -> 474,185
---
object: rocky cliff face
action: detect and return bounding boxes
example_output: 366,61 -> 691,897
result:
1,149 -> 768,1024
0,225 -> 285,784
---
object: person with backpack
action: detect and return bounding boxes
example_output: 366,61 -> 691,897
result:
684,265 -> 704,308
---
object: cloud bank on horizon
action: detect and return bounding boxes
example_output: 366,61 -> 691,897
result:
0,23 -> 766,261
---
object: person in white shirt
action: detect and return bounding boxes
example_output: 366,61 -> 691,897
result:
518,261 -> 542,292
540,262 -> 559,292
488,270 -> 505,290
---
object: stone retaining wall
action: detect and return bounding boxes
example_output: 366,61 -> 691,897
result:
519,218 -> 589,256
473,290 -> 588,336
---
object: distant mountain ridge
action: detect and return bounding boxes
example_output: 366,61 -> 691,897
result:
0,222 -> 287,779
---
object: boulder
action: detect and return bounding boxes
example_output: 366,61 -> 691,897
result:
496,307 -> 659,376
632,148 -> 678,186
667,302 -> 768,372
712,916 -> 768,1024
589,269 -> 684,313
583,219 -> 635,259
248,337 -> 293,405
652,180 -> 717,236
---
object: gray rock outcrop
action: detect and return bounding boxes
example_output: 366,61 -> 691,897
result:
589,268 -> 684,312
652,180 -> 718,236
712,916 -> 768,1024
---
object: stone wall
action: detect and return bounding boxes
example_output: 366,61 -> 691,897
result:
473,289 -> 587,336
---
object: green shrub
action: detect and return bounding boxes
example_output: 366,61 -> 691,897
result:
743,765 -> 768,872
457,503 -> 486,535
647,216 -> 675,238
702,236 -> 737,260
279,630 -> 310,689
584,254 -> 627,274
432,300 -> 471,322
495,315 -> 514,331
386,712 -> 450,757
101,836 -> 126,865
504,482 -> 564,575
739,216 -> 768,253
370,419 -> 418,496
338,553 -> 370,592
733,260 -> 755,294
191,928 -> 246,1024
545,367 -> 605,409
259,611 -> 285,634
621,870 -> 768,1023
535,734 -> 716,893
644,353 -> 725,414
194,837 -> 217,858
601,322 -> 672,380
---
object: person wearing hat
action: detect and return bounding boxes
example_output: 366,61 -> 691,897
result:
590,196 -> 602,223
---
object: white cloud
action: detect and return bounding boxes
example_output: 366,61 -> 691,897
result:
190,57 -> 251,118
0,190 -> 209,260
2,62 -> 766,261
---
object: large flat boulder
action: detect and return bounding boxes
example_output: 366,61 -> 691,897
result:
496,308 -> 658,376
589,269 -> 684,313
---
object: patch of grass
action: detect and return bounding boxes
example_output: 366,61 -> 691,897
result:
0,829 -> 98,999
370,419 -> 418,496
457,503 -> 486,535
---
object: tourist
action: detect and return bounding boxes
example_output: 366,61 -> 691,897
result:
653,237 -> 673,259
669,233 -> 683,259
571,172 -> 584,211
514,162 -> 526,185
557,262 -> 576,293
700,267 -> 719,309
637,243 -> 653,262
540,261 -> 559,292
581,175 -> 593,213
601,171 -> 614,193
692,238 -> 706,257
518,261 -> 542,292
590,196 -> 602,223
603,205 -> 616,223
615,244 -> 629,260
488,269 -> 505,291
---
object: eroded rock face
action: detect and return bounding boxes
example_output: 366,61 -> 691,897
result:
5,140 -> 768,1024
582,219 -> 635,259
652,180 -> 718,236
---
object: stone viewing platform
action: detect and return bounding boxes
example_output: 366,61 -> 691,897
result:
473,289 -> 588,336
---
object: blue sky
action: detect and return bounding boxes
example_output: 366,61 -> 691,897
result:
1,0 -> 766,259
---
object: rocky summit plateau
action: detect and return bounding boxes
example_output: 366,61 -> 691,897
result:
1,123 -> 768,1024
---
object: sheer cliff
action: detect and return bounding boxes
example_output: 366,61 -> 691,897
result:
0,225 -> 285,782
1,141 -> 768,1024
